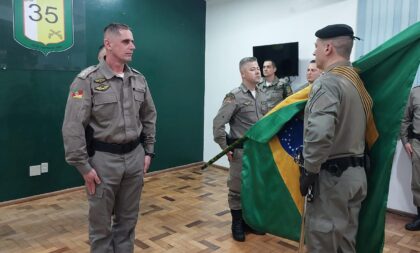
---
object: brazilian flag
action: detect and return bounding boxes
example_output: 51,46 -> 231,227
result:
241,22 -> 420,253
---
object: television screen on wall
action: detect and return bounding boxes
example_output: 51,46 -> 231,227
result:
253,42 -> 299,78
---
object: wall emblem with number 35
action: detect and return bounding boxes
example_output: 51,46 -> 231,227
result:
13,0 -> 74,55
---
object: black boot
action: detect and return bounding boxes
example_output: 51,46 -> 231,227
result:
231,209 -> 245,242
405,207 -> 420,231
243,220 -> 266,235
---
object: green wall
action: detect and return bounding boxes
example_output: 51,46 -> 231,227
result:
0,0 -> 205,202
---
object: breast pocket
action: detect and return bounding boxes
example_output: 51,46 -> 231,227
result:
268,91 -> 283,103
241,104 -> 255,113
92,93 -> 118,122
238,104 -> 257,123
260,101 -> 268,115
133,87 -> 145,113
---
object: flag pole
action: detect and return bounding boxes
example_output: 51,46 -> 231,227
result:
201,137 -> 247,170
298,188 -> 311,253
298,197 -> 306,253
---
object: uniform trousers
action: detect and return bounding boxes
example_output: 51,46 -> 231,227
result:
305,166 -> 367,253
228,149 -> 243,210
87,144 -> 144,253
410,139 -> 420,207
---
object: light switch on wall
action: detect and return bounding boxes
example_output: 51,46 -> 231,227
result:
29,165 -> 41,176
41,163 -> 48,173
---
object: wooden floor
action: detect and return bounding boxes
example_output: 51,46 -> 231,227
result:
0,165 -> 419,253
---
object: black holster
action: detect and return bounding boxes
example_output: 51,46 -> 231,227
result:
411,131 -> 420,140
85,125 -> 95,157
226,135 -> 243,149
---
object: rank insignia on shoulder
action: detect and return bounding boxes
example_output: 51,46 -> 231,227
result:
223,93 -> 235,103
94,84 -> 110,91
130,67 -> 141,74
71,89 -> 83,99
94,78 -> 106,83
77,66 -> 98,79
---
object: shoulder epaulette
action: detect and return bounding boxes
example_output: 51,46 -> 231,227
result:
223,92 -> 236,103
277,77 -> 290,86
230,87 -> 241,94
130,67 -> 144,76
77,65 -> 99,79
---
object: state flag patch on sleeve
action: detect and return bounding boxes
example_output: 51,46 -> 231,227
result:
71,89 -> 83,99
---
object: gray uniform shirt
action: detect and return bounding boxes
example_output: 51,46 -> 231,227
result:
303,61 -> 366,173
400,87 -> 420,145
258,76 -> 293,112
213,84 -> 266,149
62,61 -> 157,175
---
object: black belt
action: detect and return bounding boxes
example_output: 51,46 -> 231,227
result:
92,137 -> 143,155
321,156 -> 364,177
411,132 -> 420,140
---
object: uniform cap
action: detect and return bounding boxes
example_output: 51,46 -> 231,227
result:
315,24 -> 360,40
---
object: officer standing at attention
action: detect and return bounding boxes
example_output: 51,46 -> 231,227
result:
400,86 -> 420,231
258,59 -> 292,112
213,57 -> 266,241
300,24 -> 371,252
62,23 -> 157,253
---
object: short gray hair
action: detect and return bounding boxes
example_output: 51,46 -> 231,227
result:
331,36 -> 353,58
104,23 -> 131,37
239,57 -> 258,71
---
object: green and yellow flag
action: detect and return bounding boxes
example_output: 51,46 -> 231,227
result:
242,22 -> 420,252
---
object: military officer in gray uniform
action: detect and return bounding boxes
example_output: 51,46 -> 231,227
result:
400,86 -> 420,231
213,57 -> 266,241
258,59 -> 292,112
294,59 -> 321,93
300,24 -> 370,253
62,23 -> 157,253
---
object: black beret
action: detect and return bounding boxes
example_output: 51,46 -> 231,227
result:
315,24 -> 360,40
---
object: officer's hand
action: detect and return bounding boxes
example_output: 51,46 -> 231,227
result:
404,143 -> 413,157
227,151 -> 234,162
83,169 -> 101,195
144,155 -> 152,173
299,169 -> 318,196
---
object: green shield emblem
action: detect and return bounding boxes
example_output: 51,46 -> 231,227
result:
13,0 -> 74,55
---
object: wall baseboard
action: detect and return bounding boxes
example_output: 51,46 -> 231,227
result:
0,161 -> 205,208
8,162 -> 412,220
145,161 -> 204,176
206,164 -> 228,171
387,207 -> 417,218
0,186 -> 85,208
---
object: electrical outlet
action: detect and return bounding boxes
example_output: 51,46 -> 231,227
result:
41,163 -> 48,173
29,165 -> 41,176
